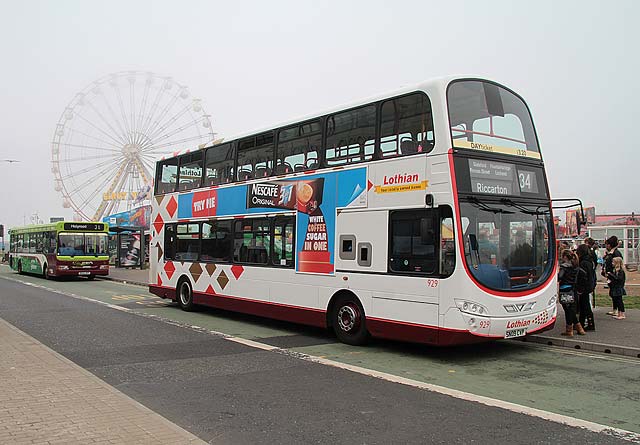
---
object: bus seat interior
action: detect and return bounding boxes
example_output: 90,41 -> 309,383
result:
474,264 -> 510,289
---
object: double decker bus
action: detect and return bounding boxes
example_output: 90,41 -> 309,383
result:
8,222 -> 110,279
149,77 -> 557,346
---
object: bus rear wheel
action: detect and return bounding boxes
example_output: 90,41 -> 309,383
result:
177,278 -> 195,312
332,294 -> 370,346
17,260 -> 23,274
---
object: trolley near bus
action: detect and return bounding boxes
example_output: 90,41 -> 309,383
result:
149,76 -> 557,346
8,222 -> 110,279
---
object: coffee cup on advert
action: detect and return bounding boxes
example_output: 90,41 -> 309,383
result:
297,182 -> 314,213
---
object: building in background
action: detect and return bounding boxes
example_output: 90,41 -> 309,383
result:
587,213 -> 640,270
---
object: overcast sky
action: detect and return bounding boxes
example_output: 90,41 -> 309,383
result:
0,0 -> 638,230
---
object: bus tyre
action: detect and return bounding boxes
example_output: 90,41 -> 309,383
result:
332,294 -> 370,346
17,260 -> 23,274
177,277 -> 195,312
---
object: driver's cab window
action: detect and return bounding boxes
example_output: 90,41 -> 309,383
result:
389,206 -> 454,276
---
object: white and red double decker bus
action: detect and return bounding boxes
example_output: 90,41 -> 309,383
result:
149,77 -> 557,346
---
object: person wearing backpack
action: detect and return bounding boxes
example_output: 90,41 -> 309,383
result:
576,244 -> 596,331
558,249 -> 586,336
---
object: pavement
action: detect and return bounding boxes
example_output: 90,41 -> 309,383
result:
103,266 -> 640,359
0,317 -> 204,445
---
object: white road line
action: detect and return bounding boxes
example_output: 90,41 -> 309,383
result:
2,272 -> 639,443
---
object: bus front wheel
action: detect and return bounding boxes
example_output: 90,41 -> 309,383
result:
177,277 -> 195,312
332,294 -> 370,346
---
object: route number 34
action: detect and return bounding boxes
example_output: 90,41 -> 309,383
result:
518,172 -> 531,190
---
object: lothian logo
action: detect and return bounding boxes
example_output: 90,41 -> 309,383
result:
382,173 -> 419,185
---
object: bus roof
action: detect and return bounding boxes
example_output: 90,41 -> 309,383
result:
162,75 -> 507,159
9,221 -> 109,234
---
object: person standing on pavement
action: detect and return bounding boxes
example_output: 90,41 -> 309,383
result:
558,249 -> 586,336
602,236 -> 623,315
607,257 -> 626,320
583,237 -> 599,309
576,244 -> 596,331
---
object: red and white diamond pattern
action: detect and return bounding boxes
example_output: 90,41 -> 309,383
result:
150,193 -> 246,293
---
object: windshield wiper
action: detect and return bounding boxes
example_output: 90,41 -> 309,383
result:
500,198 -> 549,215
467,197 -> 514,214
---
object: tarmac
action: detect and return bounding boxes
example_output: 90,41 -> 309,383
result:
103,266 -> 640,359
0,264 -> 638,443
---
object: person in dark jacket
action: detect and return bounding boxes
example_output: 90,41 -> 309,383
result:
608,257 -> 626,319
602,236 -> 623,315
558,249 -> 586,336
584,237 -> 598,287
576,244 -> 596,331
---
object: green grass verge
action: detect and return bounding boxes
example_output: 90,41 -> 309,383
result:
595,293 -> 640,310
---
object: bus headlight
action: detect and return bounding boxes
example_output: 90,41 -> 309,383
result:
455,299 -> 488,316
99,265 -> 109,270
58,265 -> 69,270
548,295 -> 557,306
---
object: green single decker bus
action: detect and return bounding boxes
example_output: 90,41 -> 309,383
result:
8,221 -> 110,279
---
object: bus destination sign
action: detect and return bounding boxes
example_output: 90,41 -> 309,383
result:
468,159 -> 516,196
63,223 -> 104,231
467,159 -> 539,197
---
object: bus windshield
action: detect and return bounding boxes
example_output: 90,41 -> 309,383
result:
460,199 -> 554,291
448,80 -> 539,156
58,232 -> 108,256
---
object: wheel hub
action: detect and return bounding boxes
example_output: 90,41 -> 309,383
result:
180,283 -> 190,305
337,305 -> 358,332
121,143 -> 140,159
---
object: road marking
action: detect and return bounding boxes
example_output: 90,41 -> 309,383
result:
1,272 -> 639,443
112,294 -> 148,301
514,340 -> 640,364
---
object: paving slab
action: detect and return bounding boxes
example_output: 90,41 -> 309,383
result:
0,318 -> 205,444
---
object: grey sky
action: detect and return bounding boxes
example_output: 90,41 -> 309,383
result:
0,0 -> 638,229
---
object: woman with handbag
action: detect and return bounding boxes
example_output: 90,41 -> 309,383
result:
558,249 -> 586,336
576,244 -> 596,331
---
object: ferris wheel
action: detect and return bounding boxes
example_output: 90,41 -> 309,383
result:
51,71 -> 214,221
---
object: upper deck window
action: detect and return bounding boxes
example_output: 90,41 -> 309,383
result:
178,151 -> 203,191
448,80 -> 540,157
276,120 -> 321,174
155,158 -> 178,195
237,132 -> 274,181
324,105 -> 376,167
205,143 -> 235,186
380,93 -> 434,158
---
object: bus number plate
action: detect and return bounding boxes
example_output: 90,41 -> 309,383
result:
505,328 -> 526,339
78,271 -> 91,276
